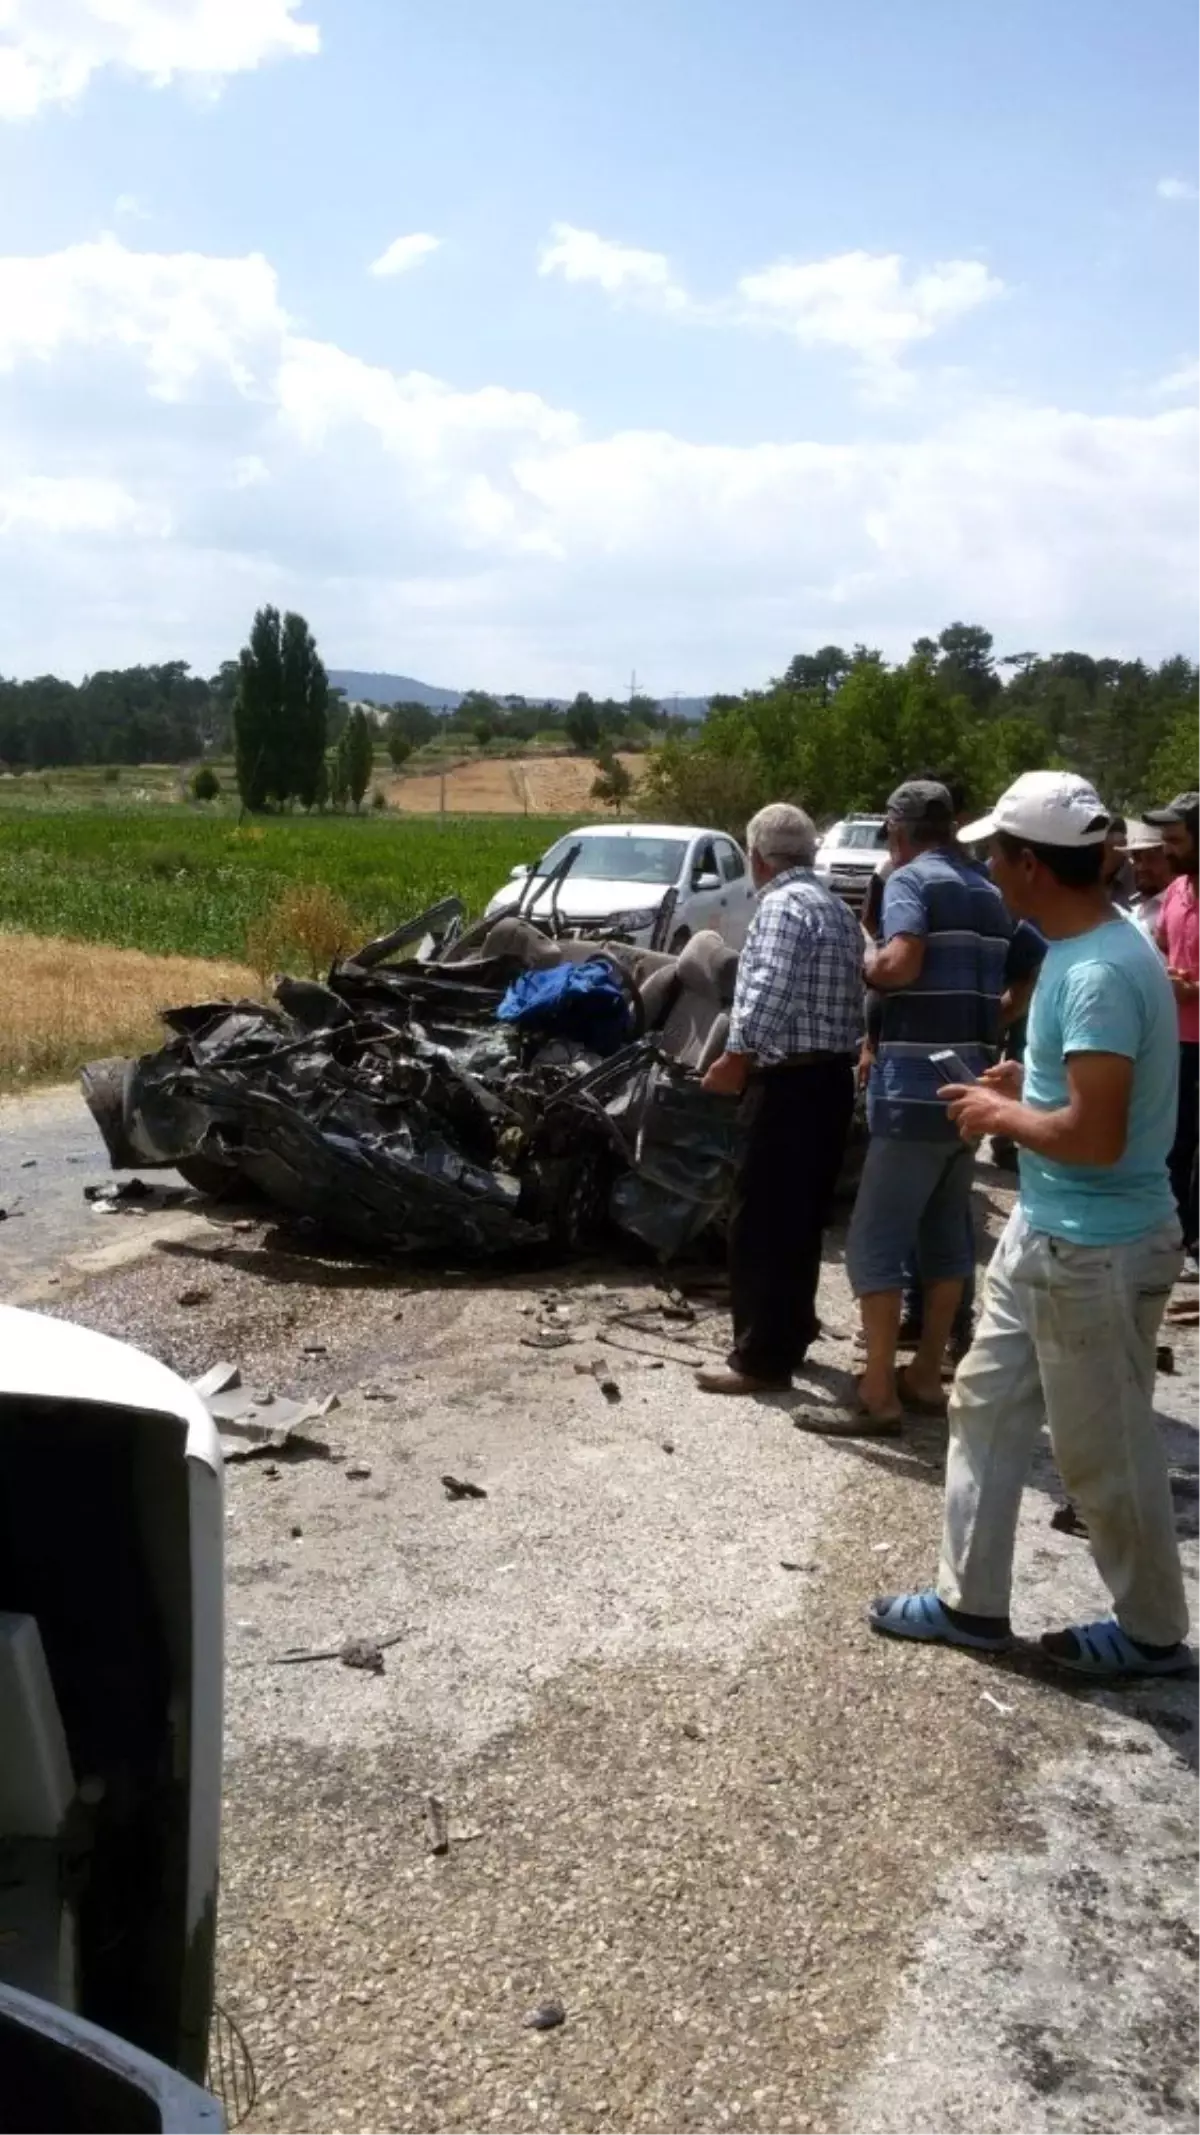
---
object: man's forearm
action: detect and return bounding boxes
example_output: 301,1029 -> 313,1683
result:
983,1095 -> 1125,1166
864,939 -> 921,990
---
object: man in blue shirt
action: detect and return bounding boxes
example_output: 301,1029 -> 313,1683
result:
870,770 -> 1191,1678
815,781 -> 1011,1434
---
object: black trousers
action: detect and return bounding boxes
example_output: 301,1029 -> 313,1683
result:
1169,1041 -> 1199,1254
728,1056 -> 856,1383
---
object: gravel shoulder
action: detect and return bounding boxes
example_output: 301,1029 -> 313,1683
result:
18,1172 -> 1199,2135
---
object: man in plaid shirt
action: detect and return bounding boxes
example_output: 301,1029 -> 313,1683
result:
698,803 -> 864,1395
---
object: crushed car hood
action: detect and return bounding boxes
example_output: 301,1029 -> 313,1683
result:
81,940 -> 738,1264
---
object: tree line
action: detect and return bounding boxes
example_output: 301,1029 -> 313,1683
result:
644,625 -> 1198,832
0,611 -> 1193,822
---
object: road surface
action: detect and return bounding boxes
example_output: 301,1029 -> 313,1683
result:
3,1104 -> 1196,2133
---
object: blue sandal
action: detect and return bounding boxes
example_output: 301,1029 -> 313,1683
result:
1040,1620 -> 1196,1678
868,1590 -> 1014,1652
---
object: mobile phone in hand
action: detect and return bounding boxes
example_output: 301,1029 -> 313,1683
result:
930,1049 -> 978,1086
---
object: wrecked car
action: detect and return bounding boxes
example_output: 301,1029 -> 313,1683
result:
82,912 -> 747,1262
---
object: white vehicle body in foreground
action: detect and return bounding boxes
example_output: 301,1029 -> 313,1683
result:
484,822 -> 756,949
0,1307 -> 223,2095
814,815 -> 888,912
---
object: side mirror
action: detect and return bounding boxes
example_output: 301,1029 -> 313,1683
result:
509,863 -> 532,881
693,870 -> 721,892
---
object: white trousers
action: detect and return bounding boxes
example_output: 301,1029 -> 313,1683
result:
937,1206 -> 1189,1647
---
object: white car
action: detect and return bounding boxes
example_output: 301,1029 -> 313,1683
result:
814,814 -> 888,912
484,822 -> 757,951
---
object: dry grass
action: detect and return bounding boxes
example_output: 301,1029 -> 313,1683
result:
244,883 -> 357,984
0,931 -> 258,1089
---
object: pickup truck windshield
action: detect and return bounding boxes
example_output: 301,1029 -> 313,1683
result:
837,822 -> 887,850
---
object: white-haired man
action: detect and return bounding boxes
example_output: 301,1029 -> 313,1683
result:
698,802 -> 864,1395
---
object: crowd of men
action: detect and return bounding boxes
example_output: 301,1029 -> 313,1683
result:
697,774 -> 1199,1680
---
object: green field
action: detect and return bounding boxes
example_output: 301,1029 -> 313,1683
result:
0,809 -> 573,960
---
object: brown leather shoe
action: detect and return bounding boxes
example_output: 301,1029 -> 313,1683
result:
695,1368 -> 791,1396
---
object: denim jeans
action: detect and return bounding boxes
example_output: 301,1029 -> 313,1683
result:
937,1207 -> 1188,1647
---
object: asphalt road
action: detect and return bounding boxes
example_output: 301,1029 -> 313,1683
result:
10,1133 -> 1194,2135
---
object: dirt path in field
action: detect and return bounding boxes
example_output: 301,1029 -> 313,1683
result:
387,754 -> 644,817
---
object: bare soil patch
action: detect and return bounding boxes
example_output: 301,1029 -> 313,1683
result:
387,753 -> 644,817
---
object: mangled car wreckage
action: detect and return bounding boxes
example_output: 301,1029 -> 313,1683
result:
82,899 -> 752,1262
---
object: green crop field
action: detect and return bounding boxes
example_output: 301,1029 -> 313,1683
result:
0,808 -> 574,961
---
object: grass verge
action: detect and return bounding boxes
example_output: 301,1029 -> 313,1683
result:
0,932 -> 257,1091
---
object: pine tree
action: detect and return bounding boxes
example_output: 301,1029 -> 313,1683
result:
342,706 -> 374,811
233,605 -> 329,811
281,610 -> 329,809
233,605 -> 284,811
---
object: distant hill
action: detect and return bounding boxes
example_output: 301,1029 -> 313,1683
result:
328,668 -> 709,720
328,669 -> 462,709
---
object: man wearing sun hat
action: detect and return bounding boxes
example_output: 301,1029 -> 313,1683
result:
869,769 -> 1191,1679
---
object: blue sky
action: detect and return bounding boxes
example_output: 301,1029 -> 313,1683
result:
0,0 -> 1195,694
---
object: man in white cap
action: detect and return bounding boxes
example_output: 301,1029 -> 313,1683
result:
869,770 -> 1191,1677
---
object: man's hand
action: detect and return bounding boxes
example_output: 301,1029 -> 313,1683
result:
857,1042 -> 875,1092
702,1051 -> 751,1098
980,1059 -> 1024,1098
939,1082 -> 1011,1142
1168,967 -> 1199,1004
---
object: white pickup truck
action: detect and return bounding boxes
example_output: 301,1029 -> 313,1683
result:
484,822 -> 757,952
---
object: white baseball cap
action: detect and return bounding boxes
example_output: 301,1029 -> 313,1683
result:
958,771 -> 1110,849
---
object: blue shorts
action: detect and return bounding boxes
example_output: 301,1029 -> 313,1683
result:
847,1137 -> 977,1296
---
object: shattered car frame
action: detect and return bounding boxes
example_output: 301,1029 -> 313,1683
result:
82,906 -> 742,1262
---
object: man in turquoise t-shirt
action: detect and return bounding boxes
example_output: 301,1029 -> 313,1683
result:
867,770 -> 1191,1678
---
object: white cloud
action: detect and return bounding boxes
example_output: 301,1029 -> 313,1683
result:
736,251 -> 1003,363
538,227 -> 1003,395
368,232 -> 441,280
1156,176 -> 1198,203
1152,357 -> 1200,399
0,235 -> 1193,692
0,0 -> 318,120
0,235 -> 286,396
538,223 -> 690,312
0,473 -> 169,536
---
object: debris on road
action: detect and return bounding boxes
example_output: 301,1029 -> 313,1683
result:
192,1360 -> 242,1399
188,1357 -> 341,1461
345,1462 -> 373,1481
1051,1501 -> 1089,1538
522,2000 -> 566,2033
424,1794 -> 450,1857
177,1285 -> 211,1307
442,1473 -> 488,1500
271,1630 -> 407,1673
591,1360 -> 621,1402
